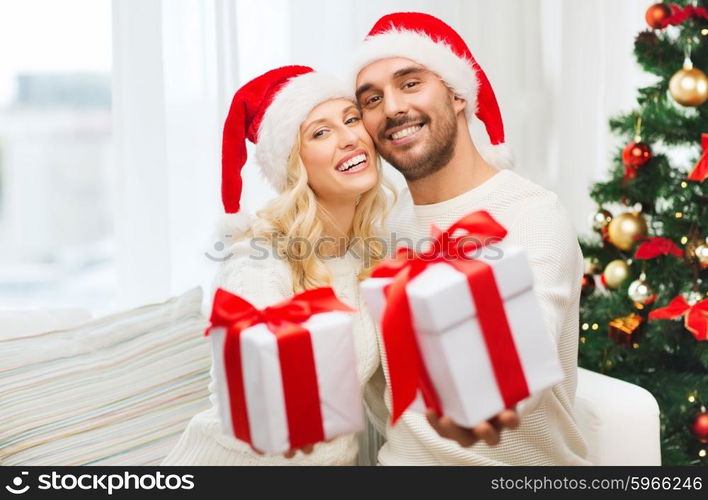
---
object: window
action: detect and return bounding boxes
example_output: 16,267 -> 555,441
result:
0,0 -> 115,314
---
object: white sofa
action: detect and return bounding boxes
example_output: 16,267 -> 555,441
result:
0,288 -> 662,465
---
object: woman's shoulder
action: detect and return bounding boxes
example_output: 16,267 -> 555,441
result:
213,238 -> 293,308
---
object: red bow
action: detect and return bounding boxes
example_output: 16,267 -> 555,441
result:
372,210 -> 530,423
688,134 -> 708,183
206,287 -> 355,448
634,236 -> 683,259
649,295 -> 707,341
660,5 -> 708,28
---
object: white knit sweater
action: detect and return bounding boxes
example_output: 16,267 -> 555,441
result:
370,168 -> 592,465
161,239 -> 381,465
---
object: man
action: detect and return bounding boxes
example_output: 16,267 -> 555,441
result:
354,12 -> 590,465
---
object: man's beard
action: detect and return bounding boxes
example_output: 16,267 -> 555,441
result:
375,101 -> 457,182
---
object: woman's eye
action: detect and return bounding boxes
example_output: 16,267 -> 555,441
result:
345,116 -> 360,125
313,129 -> 328,138
404,81 -> 419,89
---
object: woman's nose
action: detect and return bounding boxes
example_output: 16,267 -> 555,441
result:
338,127 -> 358,150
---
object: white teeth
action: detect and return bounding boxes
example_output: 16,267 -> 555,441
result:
391,125 -> 422,140
337,153 -> 366,172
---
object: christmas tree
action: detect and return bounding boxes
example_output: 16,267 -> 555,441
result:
579,1 -> 708,465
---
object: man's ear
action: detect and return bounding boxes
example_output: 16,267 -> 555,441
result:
452,95 -> 467,115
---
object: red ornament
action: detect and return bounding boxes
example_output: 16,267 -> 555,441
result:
581,274 -> 596,296
693,412 -> 708,444
622,141 -> 652,180
645,3 -> 672,29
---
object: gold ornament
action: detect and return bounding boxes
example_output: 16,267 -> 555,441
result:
628,273 -> 656,308
695,243 -> 708,269
603,259 -> 630,289
588,208 -> 612,232
584,256 -> 600,274
669,58 -> 708,107
607,212 -> 648,251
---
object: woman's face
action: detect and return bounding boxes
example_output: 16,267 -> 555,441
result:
299,98 -> 378,204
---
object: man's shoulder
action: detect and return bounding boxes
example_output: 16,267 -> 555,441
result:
496,170 -> 561,212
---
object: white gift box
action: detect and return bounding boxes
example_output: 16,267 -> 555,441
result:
209,311 -> 363,454
361,242 -> 564,427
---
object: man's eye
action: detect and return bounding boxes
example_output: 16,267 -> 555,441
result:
365,95 -> 381,107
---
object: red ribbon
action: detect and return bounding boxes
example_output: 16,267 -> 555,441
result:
634,236 -> 683,259
688,134 -> 708,183
371,210 -> 531,423
206,287 -> 355,449
649,295 -> 707,342
660,4 -> 708,28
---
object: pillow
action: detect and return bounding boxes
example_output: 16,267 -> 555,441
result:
0,287 -> 211,465
0,308 -> 93,341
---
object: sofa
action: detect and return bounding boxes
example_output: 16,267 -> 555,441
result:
0,287 -> 661,465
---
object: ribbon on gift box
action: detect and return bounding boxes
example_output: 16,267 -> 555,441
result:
205,287 -> 355,449
372,210 -> 531,423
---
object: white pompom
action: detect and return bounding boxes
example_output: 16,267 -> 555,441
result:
479,143 -> 515,170
213,211 -> 255,241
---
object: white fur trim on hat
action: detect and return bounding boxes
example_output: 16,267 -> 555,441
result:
352,28 -> 479,119
479,143 -> 515,170
213,210 -> 255,242
255,72 -> 354,193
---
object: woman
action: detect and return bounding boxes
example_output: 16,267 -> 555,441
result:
161,66 -> 393,465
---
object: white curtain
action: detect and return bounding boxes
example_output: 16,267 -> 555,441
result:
111,0 -> 651,309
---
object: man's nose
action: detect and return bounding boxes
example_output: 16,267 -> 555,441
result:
383,90 -> 408,118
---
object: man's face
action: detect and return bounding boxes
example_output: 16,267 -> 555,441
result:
355,57 -> 463,181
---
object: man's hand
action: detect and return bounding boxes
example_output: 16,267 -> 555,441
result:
425,408 -> 520,448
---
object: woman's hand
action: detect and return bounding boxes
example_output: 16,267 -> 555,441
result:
248,444 -> 316,458
425,408 -> 520,448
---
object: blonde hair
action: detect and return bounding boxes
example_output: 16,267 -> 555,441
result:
248,134 -> 396,293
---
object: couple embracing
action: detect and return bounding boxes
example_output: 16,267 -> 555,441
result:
163,12 -> 590,466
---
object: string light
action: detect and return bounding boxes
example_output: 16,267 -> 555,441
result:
582,323 -> 589,331
681,181 -> 688,188
688,393 -> 696,403
700,449 -> 706,458
633,343 -> 639,349
675,212 -> 683,219
681,236 -> 689,244
591,323 -> 599,331
580,336 -> 586,344
702,28 -> 708,36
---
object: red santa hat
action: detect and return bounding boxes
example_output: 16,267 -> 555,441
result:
220,65 -> 353,234
352,12 -> 513,169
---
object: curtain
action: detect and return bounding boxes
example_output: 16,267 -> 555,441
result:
111,0 -> 651,309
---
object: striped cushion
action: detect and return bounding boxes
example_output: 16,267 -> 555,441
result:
0,287 -> 211,465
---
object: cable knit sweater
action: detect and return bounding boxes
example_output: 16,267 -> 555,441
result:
161,239 -> 381,466
369,168 -> 592,466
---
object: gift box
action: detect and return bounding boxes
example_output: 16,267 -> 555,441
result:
361,210 -> 565,427
206,287 -> 363,454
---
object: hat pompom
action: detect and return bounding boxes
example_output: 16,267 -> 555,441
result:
479,143 -> 515,170
213,210 -> 255,242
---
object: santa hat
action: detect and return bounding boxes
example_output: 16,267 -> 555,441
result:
352,12 -> 513,169
220,65 -> 353,234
